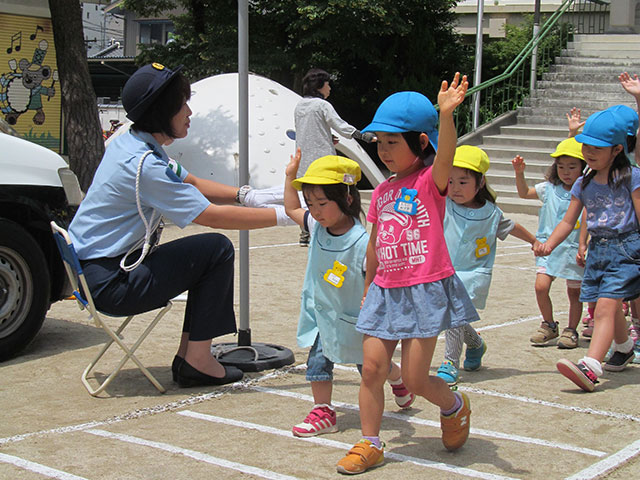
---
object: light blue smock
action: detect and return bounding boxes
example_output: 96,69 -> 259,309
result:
296,220 -> 368,364
444,198 -> 512,310
535,182 -> 583,281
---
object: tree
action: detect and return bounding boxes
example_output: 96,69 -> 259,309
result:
48,0 -> 104,191
123,0 -> 467,130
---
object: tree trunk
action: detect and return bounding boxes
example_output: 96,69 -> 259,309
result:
48,0 -> 104,192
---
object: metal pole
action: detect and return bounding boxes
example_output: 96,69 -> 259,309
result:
472,0 -> 484,131
530,0 -> 541,92
238,0 -> 250,345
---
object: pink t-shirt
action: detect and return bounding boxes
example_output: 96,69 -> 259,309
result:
367,166 -> 454,288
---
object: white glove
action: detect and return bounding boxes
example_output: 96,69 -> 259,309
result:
273,205 -> 297,226
242,185 -> 285,207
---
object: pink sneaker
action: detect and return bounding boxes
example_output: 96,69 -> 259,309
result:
390,381 -> 416,409
582,317 -> 594,339
629,324 -> 640,343
292,404 -> 337,437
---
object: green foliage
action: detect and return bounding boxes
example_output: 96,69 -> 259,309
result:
123,0 -> 467,129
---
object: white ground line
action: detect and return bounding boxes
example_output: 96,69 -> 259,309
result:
86,428 -> 300,480
0,367 -> 292,446
250,385 -> 605,457
565,438 -> 640,480
0,452 -> 89,480
177,410 -> 519,480
458,387 -> 640,423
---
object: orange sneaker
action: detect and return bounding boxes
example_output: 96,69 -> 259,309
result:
336,439 -> 384,475
440,392 -> 471,451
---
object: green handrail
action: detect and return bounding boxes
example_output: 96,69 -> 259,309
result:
465,0 -> 576,97
438,0 -> 610,132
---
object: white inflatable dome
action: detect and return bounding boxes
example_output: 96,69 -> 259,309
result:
162,73 -> 384,188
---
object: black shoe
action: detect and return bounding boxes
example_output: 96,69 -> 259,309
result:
604,349 -> 634,372
177,360 -> 244,388
172,355 -> 184,382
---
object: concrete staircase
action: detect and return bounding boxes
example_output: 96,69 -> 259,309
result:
476,34 -> 640,215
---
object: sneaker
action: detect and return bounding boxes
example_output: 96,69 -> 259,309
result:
463,339 -> 487,371
629,324 -> 640,343
604,349 -> 635,372
336,439 -> 384,474
633,339 -> 640,364
440,392 -> 471,451
292,404 -> 337,437
582,317 -> 594,339
557,328 -> 579,349
530,322 -> 559,346
556,359 -> 598,392
581,313 -> 592,326
623,301 -> 630,316
437,361 -> 459,385
390,381 -> 416,409
299,230 -> 310,247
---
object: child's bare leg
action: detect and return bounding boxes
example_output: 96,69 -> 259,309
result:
360,335 -> 397,436
310,381 -> 332,406
567,286 -> 582,330
401,337 -> 455,410
588,298 -> 622,361
535,273 -> 555,324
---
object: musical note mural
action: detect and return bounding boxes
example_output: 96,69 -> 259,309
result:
0,14 -> 61,152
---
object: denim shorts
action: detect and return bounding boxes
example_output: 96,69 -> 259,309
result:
580,230 -> 640,302
306,334 -> 365,382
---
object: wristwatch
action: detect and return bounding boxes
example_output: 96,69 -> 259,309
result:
236,184 -> 252,204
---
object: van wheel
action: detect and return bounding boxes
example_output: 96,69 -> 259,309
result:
0,219 -> 50,361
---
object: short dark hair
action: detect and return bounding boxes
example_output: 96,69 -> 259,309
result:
466,169 -> 496,205
302,68 -> 331,97
133,72 -> 191,138
402,131 -> 436,166
302,183 -> 363,222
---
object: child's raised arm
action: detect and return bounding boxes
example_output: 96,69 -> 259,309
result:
566,107 -> 584,138
284,148 -> 306,227
512,155 -> 538,199
432,72 -> 468,192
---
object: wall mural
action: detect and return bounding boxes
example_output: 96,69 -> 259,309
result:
0,14 -> 61,152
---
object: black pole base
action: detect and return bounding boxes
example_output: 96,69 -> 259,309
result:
211,341 -> 295,372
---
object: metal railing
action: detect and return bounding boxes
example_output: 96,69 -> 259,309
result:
450,0 -> 610,135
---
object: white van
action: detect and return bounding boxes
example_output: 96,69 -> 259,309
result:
0,128 -> 82,360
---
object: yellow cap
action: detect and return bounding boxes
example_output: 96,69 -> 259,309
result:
291,155 -> 361,191
550,137 -> 584,160
453,145 -> 490,174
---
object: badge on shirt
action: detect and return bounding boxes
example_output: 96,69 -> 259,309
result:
475,237 -> 490,258
394,187 -> 418,215
324,261 -> 347,288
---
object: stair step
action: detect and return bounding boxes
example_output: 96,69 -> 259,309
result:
483,135 -> 562,149
495,197 -> 542,216
500,124 -> 569,138
554,56 -> 640,67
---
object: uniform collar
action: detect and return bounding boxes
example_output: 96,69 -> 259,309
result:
130,128 -> 167,160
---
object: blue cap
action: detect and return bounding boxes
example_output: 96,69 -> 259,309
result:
122,63 -> 183,122
362,91 -> 439,151
575,109 -> 629,151
606,104 -> 638,137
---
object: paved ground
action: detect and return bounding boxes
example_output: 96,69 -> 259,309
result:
1,212 -> 639,479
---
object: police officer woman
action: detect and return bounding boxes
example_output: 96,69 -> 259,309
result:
69,63 -> 292,388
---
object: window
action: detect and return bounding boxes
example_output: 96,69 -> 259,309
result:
138,21 -> 174,45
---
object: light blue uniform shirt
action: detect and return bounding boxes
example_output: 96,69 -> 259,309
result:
296,219 -> 368,365
535,182 -> 583,280
444,198 -> 514,310
69,129 -> 211,260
